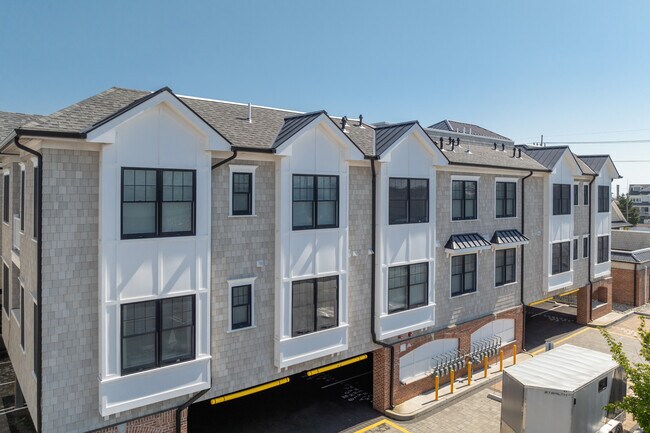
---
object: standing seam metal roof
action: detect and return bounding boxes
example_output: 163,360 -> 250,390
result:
445,233 -> 491,250
374,121 -> 418,156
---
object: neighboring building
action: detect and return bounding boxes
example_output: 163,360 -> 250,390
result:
611,230 -> 650,307
0,90 -> 619,432
629,184 -> 650,223
611,201 -> 633,229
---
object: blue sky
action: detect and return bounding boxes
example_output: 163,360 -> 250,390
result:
1,0 -> 649,191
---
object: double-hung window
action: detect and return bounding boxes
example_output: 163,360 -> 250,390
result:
387,263 -> 428,313
495,248 -> 516,287
551,241 -> 571,274
573,184 -> 579,206
292,175 -> 338,230
552,184 -> 571,215
2,173 -> 8,224
231,284 -> 252,330
291,276 -> 338,337
598,186 -> 610,213
388,178 -> 429,224
496,181 -> 516,218
452,180 -> 477,220
583,184 -> 589,206
451,254 -> 477,296
121,295 -> 195,375
597,236 -> 610,263
232,172 -> 253,216
121,168 -> 195,239
573,238 -> 579,261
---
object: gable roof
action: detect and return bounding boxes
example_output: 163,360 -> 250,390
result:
374,121 -> 419,155
519,145 -> 595,175
611,201 -> 632,229
0,111 -> 44,144
428,120 -> 511,142
577,155 -> 622,178
272,111 -> 324,149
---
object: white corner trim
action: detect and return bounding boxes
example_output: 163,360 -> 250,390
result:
18,162 -> 25,171
30,157 -> 38,167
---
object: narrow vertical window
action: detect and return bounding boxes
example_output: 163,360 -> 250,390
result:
451,254 -> 477,296
33,302 -> 38,375
597,236 -> 610,263
232,173 -> 253,215
19,287 -> 24,349
33,166 -> 39,239
231,284 -> 252,329
160,296 -> 195,366
552,184 -> 571,215
573,184 -> 579,206
583,236 -> 590,259
452,180 -> 477,220
598,186 -> 610,213
160,170 -> 194,235
2,174 -> 9,224
583,184 -> 589,206
496,182 -> 516,218
573,239 -> 579,261
1,264 -> 7,316
20,169 -> 25,231
495,248 -> 516,286
551,241 -> 571,274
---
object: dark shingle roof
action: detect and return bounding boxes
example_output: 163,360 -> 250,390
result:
577,155 -> 609,173
374,121 -> 418,156
611,250 -> 650,264
428,120 -> 511,141
272,111 -> 324,149
425,131 -> 549,171
491,230 -> 529,245
0,111 -> 44,143
445,233 -> 491,250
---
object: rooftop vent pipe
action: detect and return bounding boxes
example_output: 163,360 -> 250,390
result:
439,137 -> 443,150
512,147 -> 517,157
357,115 -> 363,126
341,116 -> 348,131
247,103 -> 252,124
493,142 -> 497,150
501,143 -> 505,151
457,137 -> 461,147
518,148 -> 522,158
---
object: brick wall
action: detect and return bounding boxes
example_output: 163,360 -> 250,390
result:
372,306 -> 523,411
612,265 -> 650,306
93,408 -> 185,433
576,277 -> 613,324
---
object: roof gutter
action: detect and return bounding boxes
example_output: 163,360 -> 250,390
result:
369,157 -> 396,410
447,162 -> 550,173
520,170 -> 533,346
211,149 -> 238,170
12,136 -> 42,433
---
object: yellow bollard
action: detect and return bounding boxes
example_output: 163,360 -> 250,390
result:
484,355 -> 488,378
499,350 -> 503,372
467,361 -> 472,386
434,375 -> 439,401
513,344 -> 517,365
450,369 -> 455,394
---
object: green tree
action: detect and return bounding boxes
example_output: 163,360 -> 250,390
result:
600,317 -> 650,430
617,194 -> 640,226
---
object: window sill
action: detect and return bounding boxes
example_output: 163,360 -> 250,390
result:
495,216 -> 518,220
228,214 -> 257,218
227,325 -> 256,333
11,309 -> 20,326
451,218 -> 479,223
2,222 -> 8,227
284,323 -> 348,342
450,290 -> 477,300
495,281 -> 518,289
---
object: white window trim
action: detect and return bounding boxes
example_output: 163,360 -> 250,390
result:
494,177 -> 518,219
449,252 -> 479,299
227,276 -> 256,332
494,247 -> 518,289
229,165 -> 257,217
450,175 -> 480,222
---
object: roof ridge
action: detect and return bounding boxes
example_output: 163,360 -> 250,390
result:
0,110 -> 43,117
283,110 -> 326,120
177,94 -> 304,114
374,120 -> 418,130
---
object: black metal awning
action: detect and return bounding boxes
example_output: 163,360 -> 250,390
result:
490,229 -> 529,246
444,233 -> 491,251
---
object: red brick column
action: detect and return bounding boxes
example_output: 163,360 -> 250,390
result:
576,284 -> 591,324
372,347 -> 392,412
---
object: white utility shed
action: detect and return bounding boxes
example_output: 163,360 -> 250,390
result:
500,344 -> 625,433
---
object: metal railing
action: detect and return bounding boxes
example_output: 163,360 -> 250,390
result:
12,215 -> 20,254
431,336 -> 502,377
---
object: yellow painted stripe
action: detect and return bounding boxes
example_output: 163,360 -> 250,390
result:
306,354 -> 368,377
558,289 -> 579,297
529,297 -> 552,307
210,377 -> 290,405
531,327 -> 591,356
354,419 -> 411,433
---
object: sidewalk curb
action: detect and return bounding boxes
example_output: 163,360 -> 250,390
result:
587,309 -> 645,329
384,372 -> 503,421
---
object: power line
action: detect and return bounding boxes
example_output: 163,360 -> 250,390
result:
544,139 -> 650,144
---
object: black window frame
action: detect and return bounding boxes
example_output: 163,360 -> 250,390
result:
33,302 -> 38,375
573,184 -> 579,206
452,180 -> 478,221
552,184 -> 572,215
19,286 -> 24,349
231,172 -> 253,216
552,241 -> 571,275
388,177 -> 430,224
583,236 -> 590,259
583,184 -> 589,206
451,254 -> 477,297
387,262 -> 429,314
231,284 -> 252,330
2,263 -> 7,316
291,276 -> 339,337
2,174 -> 9,224
496,181 -> 516,218
495,248 -> 516,287
573,238 -> 579,261
121,167 -> 196,240
33,166 -> 39,239
597,235 -> 610,264
120,295 -> 196,376
19,169 -> 25,232
598,186 -> 610,213
291,174 -> 339,230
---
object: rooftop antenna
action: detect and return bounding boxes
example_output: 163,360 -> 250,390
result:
247,103 -> 252,124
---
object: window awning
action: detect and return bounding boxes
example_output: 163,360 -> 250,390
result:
444,233 -> 491,254
490,229 -> 529,247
